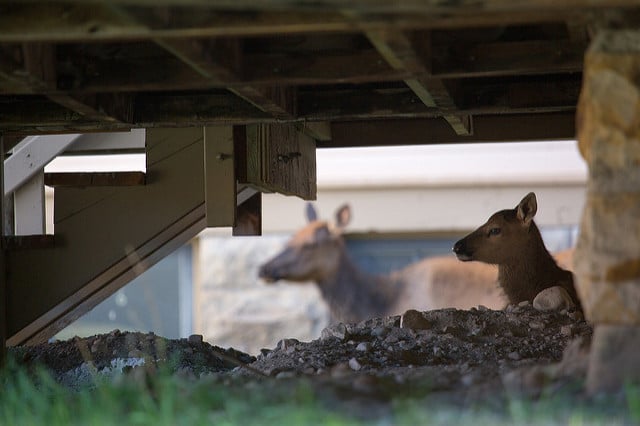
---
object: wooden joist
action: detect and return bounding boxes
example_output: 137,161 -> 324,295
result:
44,172 -> 146,188
3,235 -> 55,251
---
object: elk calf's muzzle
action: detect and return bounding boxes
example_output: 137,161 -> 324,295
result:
453,239 -> 473,261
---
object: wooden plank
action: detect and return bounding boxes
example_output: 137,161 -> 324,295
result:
299,77 -> 579,121
0,136 -> 5,364
245,123 -> 316,200
153,37 -> 296,118
0,3 -> 638,42
3,235 -> 55,251
326,112 -> 577,147
44,172 -> 146,187
364,29 -> 472,135
134,92 -> 272,127
204,126 -> 235,227
431,39 -> 586,78
13,171 -> 45,235
21,43 -> 132,123
4,134 -> 81,195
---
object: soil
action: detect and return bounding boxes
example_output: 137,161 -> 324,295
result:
8,302 -> 594,419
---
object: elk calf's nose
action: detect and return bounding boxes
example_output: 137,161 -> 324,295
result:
453,240 -> 470,257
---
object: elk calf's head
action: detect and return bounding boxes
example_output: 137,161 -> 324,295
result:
259,203 -> 351,283
453,192 -> 538,264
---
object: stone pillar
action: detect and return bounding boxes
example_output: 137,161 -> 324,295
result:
575,31 -> 640,393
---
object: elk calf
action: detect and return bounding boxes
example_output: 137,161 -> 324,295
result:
453,192 -> 581,310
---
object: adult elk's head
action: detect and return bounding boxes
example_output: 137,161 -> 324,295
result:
259,203 -> 351,283
453,192 -> 539,265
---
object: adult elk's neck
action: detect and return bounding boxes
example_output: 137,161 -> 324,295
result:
316,248 -> 400,323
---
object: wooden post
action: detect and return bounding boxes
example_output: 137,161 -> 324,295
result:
0,135 -> 6,365
575,30 -> 640,392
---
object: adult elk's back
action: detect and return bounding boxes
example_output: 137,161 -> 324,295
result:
453,192 -> 581,311
259,204 -> 505,323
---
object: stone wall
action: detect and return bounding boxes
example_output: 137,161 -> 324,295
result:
575,30 -> 640,392
195,234 -> 330,355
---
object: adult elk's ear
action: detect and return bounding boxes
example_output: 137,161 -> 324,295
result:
305,203 -> 318,223
516,192 -> 537,226
335,204 -> 352,229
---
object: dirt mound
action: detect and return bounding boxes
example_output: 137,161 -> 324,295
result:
8,303 -> 591,401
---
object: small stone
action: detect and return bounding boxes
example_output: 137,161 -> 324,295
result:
518,300 -> 531,307
321,323 -> 348,341
568,310 -> 584,321
477,305 -> 489,311
400,309 -> 431,330
560,325 -> 574,337
128,349 -> 144,358
330,363 -> 351,378
356,342 -> 371,352
259,348 -> 271,358
188,334 -> 203,344
529,320 -> 545,330
370,326 -> 388,338
348,357 -> 362,371
276,338 -> 299,351
508,351 -> 521,360
275,371 -> 295,379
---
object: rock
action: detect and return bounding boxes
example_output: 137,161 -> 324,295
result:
400,309 -> 431,330
188,334 -> 204,344
533,286 -> 575,311
560,325 -> 574,337
276,338 -> 300,351
321,323 -> 348,341
529,320 -> 545,330
370,326 -> 388,338
348,357 -> 362,371
356,342 -> 371,352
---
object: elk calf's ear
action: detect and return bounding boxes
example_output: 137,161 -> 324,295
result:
516,192 -> 537,226
305,203 -> 318,223
335,204 -> 352,229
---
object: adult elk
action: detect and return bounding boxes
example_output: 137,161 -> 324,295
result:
453,192 -> 581,311
259,204 -> 505,323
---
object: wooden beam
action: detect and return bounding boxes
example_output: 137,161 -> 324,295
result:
1,3 -> 639,42
326,112 -> 576,147
44,172 -> 146,188
138,23 -> 298,119
430,39 -> 586,79
0,136 -> 5,365
1,74 -> 580,134
3,235 -> 55,251
244,124 -> 316,200
299,77 -> 579,121
21,43 -> 133,124
364,29 -> 472,135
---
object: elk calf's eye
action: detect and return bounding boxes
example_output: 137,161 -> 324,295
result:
488,228 -> 501,237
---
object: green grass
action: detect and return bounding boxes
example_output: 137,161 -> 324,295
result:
1,360 -> 638,426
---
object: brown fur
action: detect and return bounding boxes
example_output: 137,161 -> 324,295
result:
453,192 -> 581,309
259,204 -> 505,323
